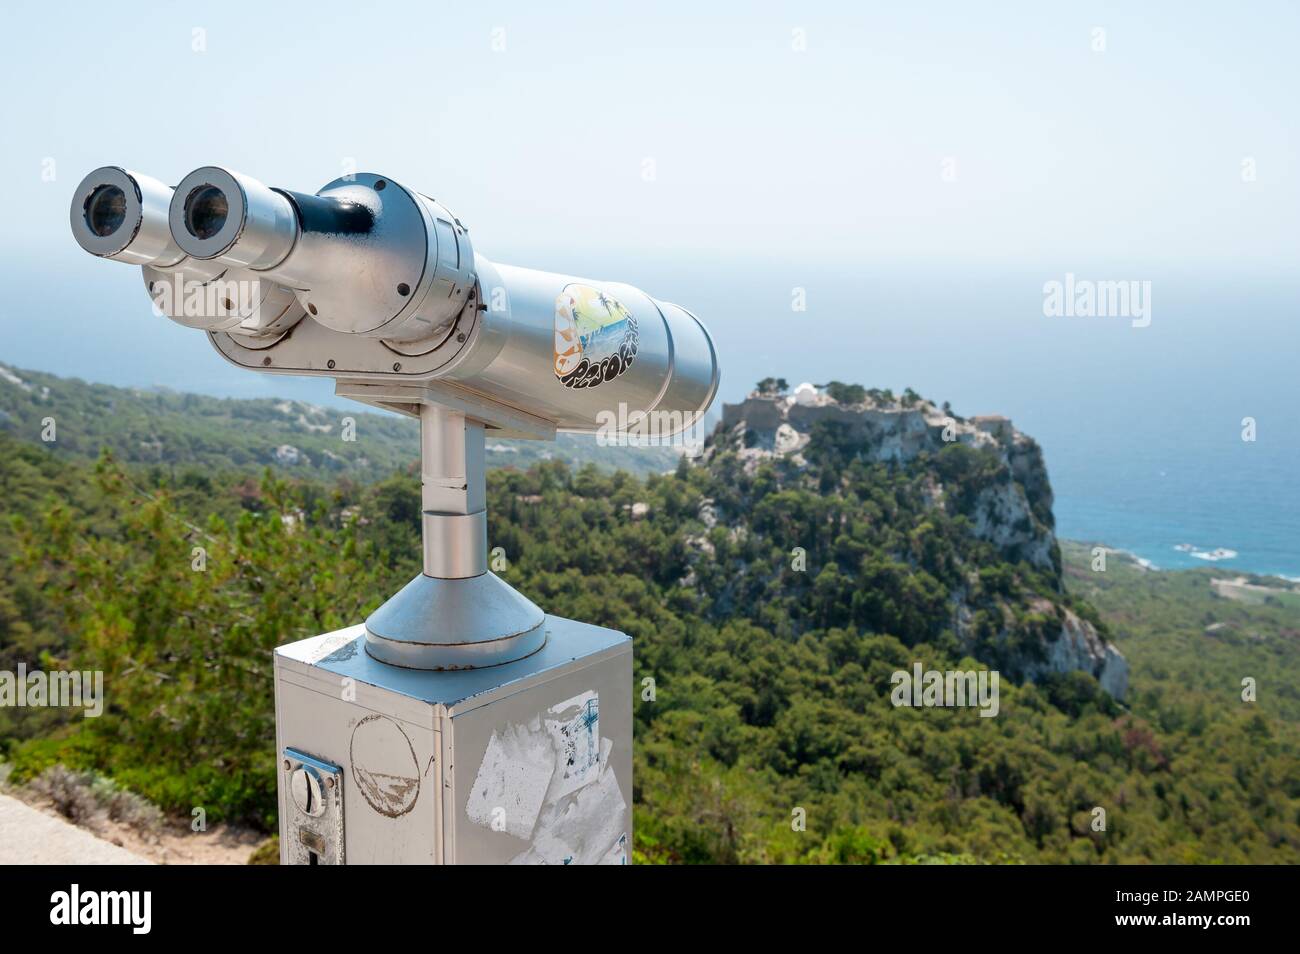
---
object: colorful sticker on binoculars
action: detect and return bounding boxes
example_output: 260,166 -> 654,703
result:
554,284 -> 638,389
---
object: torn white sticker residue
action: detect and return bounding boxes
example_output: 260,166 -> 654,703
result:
464,717 -> 554,840
545,690 -> 600,801
510,762 -> 628,865
465,688 -> 627,864
599,832 -> 629,866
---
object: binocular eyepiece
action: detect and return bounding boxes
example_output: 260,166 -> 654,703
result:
70,166 -> 295,269
71,166 -> 188,268
71,164 -> 474,342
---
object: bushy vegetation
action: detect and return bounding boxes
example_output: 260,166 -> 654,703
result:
0,363 -> 677,480
1,380 -> 1298,863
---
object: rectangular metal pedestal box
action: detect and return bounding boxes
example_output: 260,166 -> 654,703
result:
273,616 -> 632,864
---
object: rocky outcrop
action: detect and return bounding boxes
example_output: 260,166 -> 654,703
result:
714,385 -> 1127,700
1026,606 -> 1129,700
719,391 -> 1056,572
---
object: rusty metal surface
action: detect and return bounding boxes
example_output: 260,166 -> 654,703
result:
281,748 -> 345,865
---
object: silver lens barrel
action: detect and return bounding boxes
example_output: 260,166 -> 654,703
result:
269,174 -> 476,345
169,166 -> 298,270
70,167 -> 186,267
442,258 -> 720,438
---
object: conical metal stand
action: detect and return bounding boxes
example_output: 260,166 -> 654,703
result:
363,403 -> 546,670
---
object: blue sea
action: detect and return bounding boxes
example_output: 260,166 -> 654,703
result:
3,251 -> 1297,578
1043,406 -> 1298,578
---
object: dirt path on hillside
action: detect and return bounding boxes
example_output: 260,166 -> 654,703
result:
0,792 -> 269,864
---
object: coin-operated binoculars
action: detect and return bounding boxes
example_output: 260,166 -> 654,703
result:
71,165 -> 719,864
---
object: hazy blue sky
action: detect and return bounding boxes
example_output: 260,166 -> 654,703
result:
2,1 -> 1298,571
2,0 -> 1296,399
5,0 -> 1296,265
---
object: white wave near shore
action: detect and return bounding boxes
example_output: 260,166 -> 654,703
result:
1174,543 -> 1239,562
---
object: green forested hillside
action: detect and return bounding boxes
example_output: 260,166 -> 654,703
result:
1062,540 -> 1300,723
0,363 -> 679,479
1,382 -> 1298,864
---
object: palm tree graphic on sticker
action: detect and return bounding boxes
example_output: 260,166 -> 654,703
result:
554,284 -> 639,389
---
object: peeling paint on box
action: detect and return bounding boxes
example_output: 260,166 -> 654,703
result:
308,632 -> 355,663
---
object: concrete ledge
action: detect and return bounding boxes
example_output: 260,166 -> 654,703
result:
0,793 -> 151,865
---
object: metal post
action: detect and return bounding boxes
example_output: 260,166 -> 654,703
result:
419,404 -> 487,579
360,401 -> 545,670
